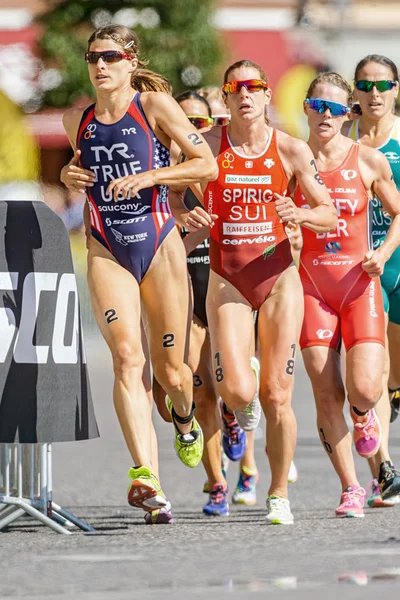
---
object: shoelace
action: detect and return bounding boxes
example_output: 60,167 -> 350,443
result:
341,488 -> 365,507
268,497 -> 287,513
381,465 -> 400,482
209,485 -> 226,504
237,474 -> 252,492
355,412 -> 376,440
224,416 -> 241,444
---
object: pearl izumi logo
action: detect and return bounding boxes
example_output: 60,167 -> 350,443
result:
341,169 -> 357,181
369,281 -> 378,317
317,329 -> 333,340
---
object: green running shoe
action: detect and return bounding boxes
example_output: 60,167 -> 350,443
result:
167,398 -> 204,468
127,466 -> 167,511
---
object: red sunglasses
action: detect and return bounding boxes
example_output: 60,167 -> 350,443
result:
85,50 -> 131,64
222,79 -> 268,94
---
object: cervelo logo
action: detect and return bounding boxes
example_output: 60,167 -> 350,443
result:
91,143 -> 132,162
222,235 -> 275,245
341,169 -> 357,181
0,272 -> 81,365
317,329 -> 333,340
122,127 -> 137,135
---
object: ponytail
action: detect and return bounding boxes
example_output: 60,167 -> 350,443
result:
131,69 -> 172,94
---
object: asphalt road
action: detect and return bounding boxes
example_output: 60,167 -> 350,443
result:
1,333 -> 399,600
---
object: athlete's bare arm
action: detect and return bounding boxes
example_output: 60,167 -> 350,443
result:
107,93 -> 218,200
61,109 -> 97,192
360,145 -> 400,276
183,228 -> 210,256
276,133 -> 337,233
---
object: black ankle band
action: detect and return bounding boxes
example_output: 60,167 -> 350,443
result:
172,402 -> 196,425
352,406 -> 368,417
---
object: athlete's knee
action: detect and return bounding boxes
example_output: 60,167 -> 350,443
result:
220,379 -> 255,411
260,384 -> 292,422
112,341 -> 144,378
153,360 -> 189,396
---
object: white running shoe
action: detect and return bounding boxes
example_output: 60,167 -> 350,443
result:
288,461 -> 298,483
266,496 -> 294,525
235,356 -> 261,431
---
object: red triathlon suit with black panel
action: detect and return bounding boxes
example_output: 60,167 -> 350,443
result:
205,126 -> 292,310
294,142 -> 385,351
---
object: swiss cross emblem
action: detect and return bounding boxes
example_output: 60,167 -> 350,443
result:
264,158 -> 275,168
245,160 -> 253,168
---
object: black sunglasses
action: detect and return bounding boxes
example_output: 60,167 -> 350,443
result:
85,50 -> 131,64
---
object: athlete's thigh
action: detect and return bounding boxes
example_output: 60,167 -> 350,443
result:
258,266 -> 303,394
341,275 -> 385,351
387,320 -> 400,383
87,238 -> 142,353
140,227 -> 191,365
206,269 -> 254,392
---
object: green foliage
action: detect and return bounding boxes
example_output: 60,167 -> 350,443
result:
37,0 -> 224,108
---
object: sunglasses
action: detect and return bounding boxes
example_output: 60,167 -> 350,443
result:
212,115 -> 230,127
222,79 -> 268,94
305,97 -> 350,117
85,50 -> 131,64
187,116 -> 214,129
355,80 -> 398,93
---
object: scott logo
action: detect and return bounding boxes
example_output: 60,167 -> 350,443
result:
91,143 -> 131,162
317,329 -> 333,340
341,169 -> 357,181
122,127 -> 137,135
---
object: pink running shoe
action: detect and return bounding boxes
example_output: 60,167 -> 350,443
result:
351,408 -> 381,458
335,486 -> 366,518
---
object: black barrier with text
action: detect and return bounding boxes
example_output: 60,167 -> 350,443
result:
0,200 -> 99,443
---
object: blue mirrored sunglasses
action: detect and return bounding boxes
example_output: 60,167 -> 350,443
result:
305,98 -> 350,117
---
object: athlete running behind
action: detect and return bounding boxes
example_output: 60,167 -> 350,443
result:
345,54 -> 400,506
296,72 -> 400,517
171,60 -> 336,524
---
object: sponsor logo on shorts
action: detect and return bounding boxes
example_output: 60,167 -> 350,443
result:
313,259 -> 355,266
222,235 -> 275,246
317,329 -> 333,340
223,221 -> 272,235
98,204 -> 150,214
111,228 -> 148,246
340,169 -> 357,181
369,280 -> 378,317
262,243 -> 276,259
225,175 -> 271,184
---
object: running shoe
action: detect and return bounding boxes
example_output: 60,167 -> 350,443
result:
266,496 -> 294,525
232,466 -> 259,505
379,461 -> 400,500
127,466 -> 167,511
221,402 -> 247,461
367,478 -> 395,508
144,501 -> 174,524
203,484 -> 229,516
167,397 -> 204,468
288,461 -> 298,483
351,408 -> 381,458
234,356 -> 261,431
335,485 -> 365,518
390,389 -> 400,423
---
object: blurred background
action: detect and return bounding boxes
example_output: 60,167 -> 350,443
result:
1,0 -> 399,330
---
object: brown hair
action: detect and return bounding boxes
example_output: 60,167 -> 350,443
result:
88,25 -> 171,94
306,72 -> 352,106
222,59 -> 269,124
197,86 -> 225,106
354,54 -> 399,82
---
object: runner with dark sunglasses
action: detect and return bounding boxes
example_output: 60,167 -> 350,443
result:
61,25 -> 218,524
344,54 -> 400,506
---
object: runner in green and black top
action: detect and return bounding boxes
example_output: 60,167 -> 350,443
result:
345,54 -> 400,506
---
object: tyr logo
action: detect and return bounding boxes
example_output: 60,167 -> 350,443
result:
122,127 -> 137,135
91,143 -> 131,162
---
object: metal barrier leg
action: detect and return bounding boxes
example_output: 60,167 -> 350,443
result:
0,443 -> 94,535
